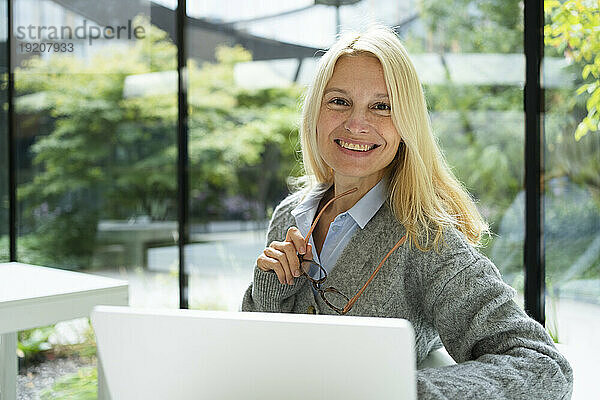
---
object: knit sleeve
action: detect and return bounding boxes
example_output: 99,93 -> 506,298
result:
241,192 -> 310,313
415,228 -> 573,399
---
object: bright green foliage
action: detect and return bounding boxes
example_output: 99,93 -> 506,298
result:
17,326 -> 54,364
16,17 -> 177,268
545,0 -> 600,140
186,46 -> 302,222
40,367 -> 97,400
17,320 -> 97,380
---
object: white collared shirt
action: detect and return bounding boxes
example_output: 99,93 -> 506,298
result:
290,178 -> 387,279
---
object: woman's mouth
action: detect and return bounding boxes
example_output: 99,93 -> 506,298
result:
334,139 -> 380,152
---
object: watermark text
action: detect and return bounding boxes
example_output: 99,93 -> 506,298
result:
15,19 -> 146,46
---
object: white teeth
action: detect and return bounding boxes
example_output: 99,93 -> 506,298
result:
337,140 -> 375,152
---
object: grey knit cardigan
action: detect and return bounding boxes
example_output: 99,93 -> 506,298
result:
242,188 -> 573,399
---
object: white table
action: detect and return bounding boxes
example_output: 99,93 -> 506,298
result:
0,262 -> 128,400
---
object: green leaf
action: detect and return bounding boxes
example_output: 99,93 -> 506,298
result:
575,121 -> 589,140
40,367 -> 97,400
576,83 -> 590,94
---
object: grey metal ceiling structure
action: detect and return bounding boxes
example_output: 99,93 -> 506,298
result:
50,0 -> 323,62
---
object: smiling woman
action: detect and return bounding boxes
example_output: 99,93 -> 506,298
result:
242,25 -> 573,399
317,55 -> 401,193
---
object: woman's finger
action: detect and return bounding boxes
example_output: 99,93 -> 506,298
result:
285,227 -> 307,255
271,241 -> 300,285
257,253 -> 286,284
268,242 -> 296,285
264,247 -> 290,280
304,243 -> 314,261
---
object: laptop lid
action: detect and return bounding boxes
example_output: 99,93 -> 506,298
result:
91,306 -> 416,400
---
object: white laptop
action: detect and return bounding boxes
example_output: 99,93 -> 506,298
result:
91,306 -> 416,400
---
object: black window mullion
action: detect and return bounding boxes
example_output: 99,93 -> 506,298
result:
7,0 -> 16,262
177,0 -> 189,309
524,0 -> 545,325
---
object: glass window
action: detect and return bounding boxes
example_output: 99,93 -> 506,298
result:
184,1 -> 386,310
417,0 -> 525,300
13,1 -> 178,397
14,0 -> 178,306
184,0 -> 525,310
544,1 -> 600,396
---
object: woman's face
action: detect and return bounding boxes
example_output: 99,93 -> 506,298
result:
316,54 -> 401,186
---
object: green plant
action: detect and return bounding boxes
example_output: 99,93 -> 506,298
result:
17,326 -> 54,365
547,321 -> 560,344
415,0 -> 526,237
421,0 -> 523,53
546,287 -> 561,344
16,18 -> 301,269
18,318 -> 99,370
40,367 -> 97,400
545,0 -> 600,140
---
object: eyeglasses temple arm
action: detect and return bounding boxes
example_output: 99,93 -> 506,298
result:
342,233 -> 408,314
304,187 -> 358,247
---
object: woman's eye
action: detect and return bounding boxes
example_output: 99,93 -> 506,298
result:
373,103 -> 391,111
329,98 -> 349,106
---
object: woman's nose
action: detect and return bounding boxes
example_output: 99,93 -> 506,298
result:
344,108 -> 370,134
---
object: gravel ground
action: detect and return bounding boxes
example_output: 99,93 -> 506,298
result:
17,356 -> 96,400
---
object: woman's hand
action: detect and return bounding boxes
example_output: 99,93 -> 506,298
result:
257,227 -> 313,285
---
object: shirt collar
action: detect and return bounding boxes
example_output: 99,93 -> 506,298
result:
290,178 -> 387,229
347,178 -> 387,229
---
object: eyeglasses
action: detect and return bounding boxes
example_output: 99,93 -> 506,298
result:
298,187 -> 407,315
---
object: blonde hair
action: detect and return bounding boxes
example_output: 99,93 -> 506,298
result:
296,25 -> 489,250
